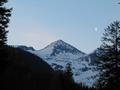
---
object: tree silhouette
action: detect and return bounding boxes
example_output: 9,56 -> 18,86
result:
96,21 -> 120,90
0,0 -> 11,46
64,63 -> 74,82
0,0 -> 11,74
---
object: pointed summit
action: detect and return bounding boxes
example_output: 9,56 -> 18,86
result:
49,39 -> 66,46
54,39 -> 66,44
34,40 -> 85,59
55,39 -> 64,42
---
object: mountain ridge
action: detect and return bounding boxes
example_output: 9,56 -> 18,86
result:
16,40 -> 99,87
41,40 -> 86,55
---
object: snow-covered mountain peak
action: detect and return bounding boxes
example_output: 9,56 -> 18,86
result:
51,39 -> 65,45
35,40 -> 85,59
50,39 -> 73,48
46,40 -> 85,55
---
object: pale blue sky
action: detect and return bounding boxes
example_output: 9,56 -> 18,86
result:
7,0 -> 120,53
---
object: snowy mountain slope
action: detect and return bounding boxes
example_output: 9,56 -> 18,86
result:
33,40 -> 85,59
16,40 -> 99,87
44,55 -> 99,87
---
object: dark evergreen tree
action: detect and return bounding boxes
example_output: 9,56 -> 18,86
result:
96,21 -> 120,90
64,63 -> 74,82
0,0 -> 11,46
0,0 -> 11,73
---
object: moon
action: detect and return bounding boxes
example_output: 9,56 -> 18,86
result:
94,27 -> 98,32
